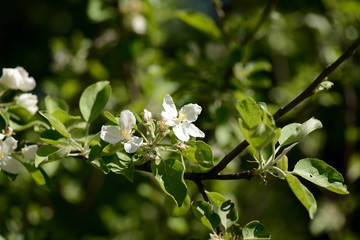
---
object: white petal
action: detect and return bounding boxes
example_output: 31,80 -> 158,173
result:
173,123 -> 190,142
100,125 -> 123,144
0,156 -> 20,174
180,103 -> 202,122
16,67 -> 36,91
124,136 -> 143,153
0,134 -> 5,140
162,94 -> 178,118
0,68 -> 23,89
161,111 -> 176,126
2,137 -> 18,154
186,122 -> 205,138
22,145 -> 38,161
144,109 -> 152,122
118,110 -> 136,130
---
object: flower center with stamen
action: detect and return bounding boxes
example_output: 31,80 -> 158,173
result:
175,111 -> 187,124
121,129 -> 133,139
0,151 -> 3,160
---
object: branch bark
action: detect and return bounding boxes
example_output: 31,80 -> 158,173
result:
209,36 -> 360,176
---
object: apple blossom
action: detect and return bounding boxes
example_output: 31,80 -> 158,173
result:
100,110 -> 143,153
0,136 -> 20,174
22,145 -> 39,161
0,67 -> 36,91
161,94 -> 205,142
15,93 -> 39,115
144,109 -> 152,122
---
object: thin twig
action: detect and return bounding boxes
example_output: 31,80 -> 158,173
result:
210,36 -> 360,175
195,180 -> 211,203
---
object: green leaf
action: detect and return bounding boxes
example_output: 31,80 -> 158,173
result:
103,111 -> 118,125
176,10 -> 221,39
293,158 -> 349,194
207,191 -> 227,207
165,194 -> 191,217
239,120 -> 275,150
151,159 -> 187,207
276,155 -> 288,177
236,97 -> 262,129
22,163 -> 51,190
219,200 -> 238,230
0,110 -> 10,130
191,201 -> 220,233
45,95 -> 68,113
102,152 -> 133,181
242,220 -> 271,240
279,118 -> 322,146
39,111 -> 71,138
206,191 -> 238,229
35,145 -> 71,167
182,141 -> 214,170
286,174 -> 317,219
79,81 -> 111,122
8,105 -> 34,123
51,109 -> 81,127
40,129 -> 67,145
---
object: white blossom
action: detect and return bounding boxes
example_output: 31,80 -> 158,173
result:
15,93 -> 39,115
22,145 -> 38,161
0,137 -> 20,174
144,109 -> 152,122
0,67 -> 36,91
161,94 -> 205,142
100,110 -> 143,153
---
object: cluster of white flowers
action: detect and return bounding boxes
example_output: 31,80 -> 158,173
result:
0,67 -> 38,115
100,94 -> 205,153
0,133 -> 38,174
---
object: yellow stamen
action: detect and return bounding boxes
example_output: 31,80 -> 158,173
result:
0,151 -> 3,160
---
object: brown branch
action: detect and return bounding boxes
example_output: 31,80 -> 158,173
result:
242,0 -> 278,46
209,36 -> 360,176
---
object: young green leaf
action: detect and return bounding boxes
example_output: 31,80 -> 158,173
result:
219,200 -> 238,230
191,201 -> 220,233
22,163 -> 52,190
51,109 -> 81,127
176,11 -> 221,39
79,81 -> 111,123
279,118 -> 322,146
9,105 -> 34,123
236,97 -> 262,129
276,155 -> 288,176
45,95 -> 68,113
239,120 -> 275,150
206,191 -> 238,230
39,111 -> 71,138
165,194 -> 191,217
40,129 -> 68,145
242,220 -> 271,240
103,111 -> 118,125
286,173 -> 317,219
35,145 -> 71,167
151,159 -> 187,207
182,141 -> 214,170
293,158 -> 349,194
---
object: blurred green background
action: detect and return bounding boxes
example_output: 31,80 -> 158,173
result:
1,0 -> 360,239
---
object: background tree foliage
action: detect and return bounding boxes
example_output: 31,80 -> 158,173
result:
1,0 -> 360,239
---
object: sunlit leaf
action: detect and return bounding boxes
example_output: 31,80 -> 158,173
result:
182,141 -> 213,170
293,158 -> 349,194
236,97 -> 262,129
242,220 -> 271,240
151,158 -> 187,207
191,201 -> 220,233
45,95 -> 68,113
79,81 -> 111,123
286,173 -> 317,219
279,118 -> 322,146
35,145 -> 71,167
39,111 -> 71,138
